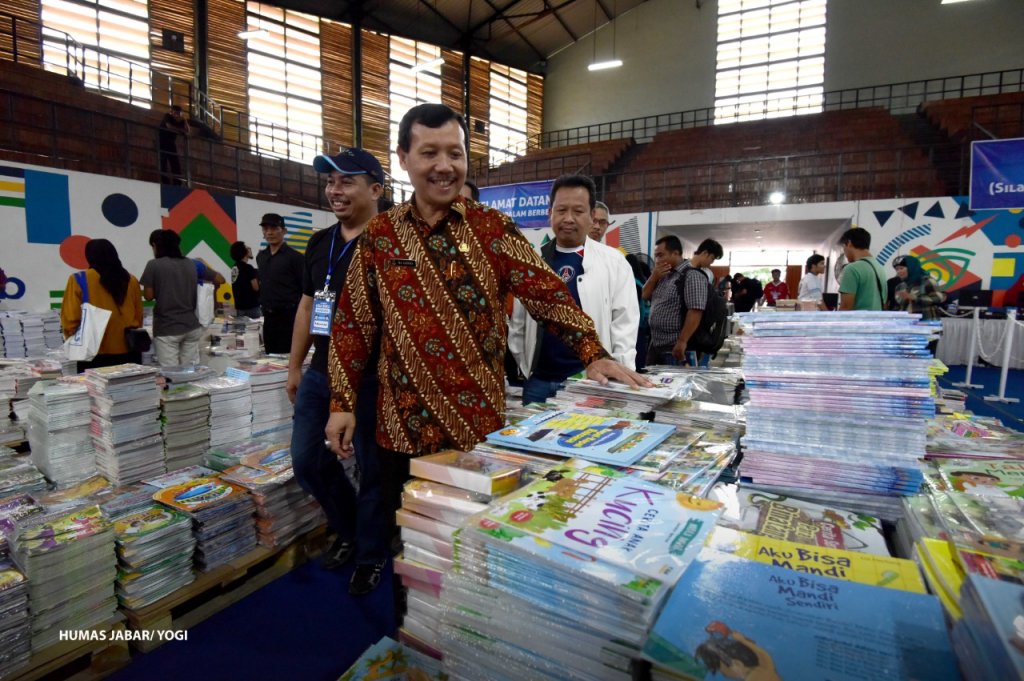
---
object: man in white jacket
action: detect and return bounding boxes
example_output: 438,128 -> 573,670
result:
509,174 -> 639,406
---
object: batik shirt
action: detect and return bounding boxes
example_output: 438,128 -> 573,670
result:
329,197 -> 610,456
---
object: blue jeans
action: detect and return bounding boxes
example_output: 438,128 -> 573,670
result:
291,367 -> 387,564
522,376 -> 565,406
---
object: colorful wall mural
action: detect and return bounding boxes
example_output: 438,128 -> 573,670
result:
0,161 -> 335,312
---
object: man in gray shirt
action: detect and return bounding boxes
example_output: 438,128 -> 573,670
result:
256,213 -> 304,353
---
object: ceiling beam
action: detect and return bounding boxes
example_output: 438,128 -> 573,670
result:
409,0 -> 465,40
594,0 -> 612,21
543,0 -> 578,41
469,0 -> 534,34
475,0 -> 546,62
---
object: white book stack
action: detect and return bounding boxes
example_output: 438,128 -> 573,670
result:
41,311 -> 62,350
192,376 -> 252,446
160,384 -> 211,472
19,380 -> 95,485
225,362 -> 291,443
0,560 -> 30,677
0,314 -> 25,359
0,393 -> 23,447
20,315 -> 46,358
85,364 -> 164,486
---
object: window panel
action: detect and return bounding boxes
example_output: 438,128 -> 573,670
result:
489,62 -> 529,160
388,37 -> 443,186
716,0 -> 826,123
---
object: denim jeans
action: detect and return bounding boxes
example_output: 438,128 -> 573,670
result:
291,367 -> 387,565
522,376 -> 565,406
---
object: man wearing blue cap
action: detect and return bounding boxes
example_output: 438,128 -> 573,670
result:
287,147 -> 388,594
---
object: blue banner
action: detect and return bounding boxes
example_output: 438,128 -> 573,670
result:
970,137 -> 1024,210
479,180 -> 553,230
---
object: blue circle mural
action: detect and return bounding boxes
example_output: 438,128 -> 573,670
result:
101,194 -> 139,227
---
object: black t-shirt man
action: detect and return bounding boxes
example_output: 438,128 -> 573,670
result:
231,260 -> 259,311
159,113 -> 187,151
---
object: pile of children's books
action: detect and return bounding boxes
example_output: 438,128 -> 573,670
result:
0,559 -> 30,677
9,504 -> 117,650
340,635 -> 446,681
220,443 -> 324,548
737,311 -> 937,519
21,379 -> 95,484
439,464 -> 722,680
160,383 -> 211,471
86,365 -> 164,486
0,457 -> 46,499
114,504 -> 195,610
953,575 -> 1024,680
193,376 -> 252,447
225,362 -> 291,443
205,439 -> 272,472
154,476 -> 255,572
0,493 -> 41,559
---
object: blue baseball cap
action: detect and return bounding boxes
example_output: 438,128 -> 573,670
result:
313,147 -> 384,185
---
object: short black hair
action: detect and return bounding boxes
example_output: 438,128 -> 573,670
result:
655,235 -> 683,254
149,229 -> 184,259
170,105 -> 182,113
463,180 -> 480,202
550,174 -> 596,211
230,241 -> 248,262
696,238 -> 724,260
806,254 -> 825,272
839,228 -> 871,250
397,103 -> 469,154
771,268 -> 781,275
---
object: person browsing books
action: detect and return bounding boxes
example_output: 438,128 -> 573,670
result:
838,228 -> 886,311
508,174 -> 639,406
286,147 -> 388,595
798,254 -> 828,311
893,254 -> 944,355
60,239 -> 144,373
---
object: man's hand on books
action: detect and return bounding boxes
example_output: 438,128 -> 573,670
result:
585,358 -> 654,389
326,412 -> 356,458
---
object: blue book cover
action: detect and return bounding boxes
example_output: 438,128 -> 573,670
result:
486,410 -> 676,467
959,575 -> 1024,680
643,549 -> 960,680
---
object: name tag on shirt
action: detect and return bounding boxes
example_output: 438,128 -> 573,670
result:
390,258 -> 416,268
310,289 -> 336,337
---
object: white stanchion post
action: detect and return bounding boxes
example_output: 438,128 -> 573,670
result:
954,306 -> 984,389
984,308 -> 1019,404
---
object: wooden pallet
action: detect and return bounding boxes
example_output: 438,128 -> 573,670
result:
119,525 -> 328,653
8,616 -> 131,681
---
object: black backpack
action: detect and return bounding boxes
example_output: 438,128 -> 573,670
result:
675,266 -> 729,356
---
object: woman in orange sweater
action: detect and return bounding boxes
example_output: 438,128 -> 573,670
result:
61,239 -> 144,373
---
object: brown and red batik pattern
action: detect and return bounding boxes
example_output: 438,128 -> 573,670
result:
328,196 -> 609,456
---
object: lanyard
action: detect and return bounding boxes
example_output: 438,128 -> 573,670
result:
324,226 -> 357,288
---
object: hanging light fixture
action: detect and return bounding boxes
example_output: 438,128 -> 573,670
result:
411,57 -> 445,74
589,0 -> 623,71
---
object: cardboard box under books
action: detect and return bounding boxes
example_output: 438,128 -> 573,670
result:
396,508 -> 457,540
401,526 -> 453,560
401,574 -> 442,599
394,552 -> 443,589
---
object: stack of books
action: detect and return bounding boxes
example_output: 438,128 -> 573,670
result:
0,393 -> 24,446
154,477 -> 256,572
0,315 -> 25,358
20,315 -> 45,358
738,311 -> 936,519
114,504 -> 195,610
438,467 -> 722,680
17,359 -> 62,398
0,458 -> 46,498
20,380 -> 95,485
99,483 -> 158,522
193,376 -> 252,447
9,504 -> 118,651
0,560 -> 29,677
32,475 -> 111,514
160,384 -> 211,471
220,445 -> 324,548
159,365 -> 217,385
953,575 -> 1024,679
340,636 -> 445,680
642,549 -> 958,681
654,400 -> 746,436
226,362 -> 291,443
561,375 -> 690,412
624,429 -> 739,498
86,365 -> 164,486
642,366 -> 746,406
205,439 -> 273,472
41,311 -> 62,350
0,494 -> 42,559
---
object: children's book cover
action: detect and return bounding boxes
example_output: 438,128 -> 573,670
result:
486,410 -> 676,467
711,486 -> 890,556
706,527 -> 926,592
338,635 -> 447,681
14,504 -> 108,542
643,549 -> 960,681
154,478 -> 247,513
939,460 -> 1024,498
143,466 -> 217,489
115,505 -> 191,543
240,444 -> 292,475
480,467 -> 722,586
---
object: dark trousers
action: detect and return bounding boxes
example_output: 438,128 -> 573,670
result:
290,368 -> 388,564
261,306 -> 298,354
378,444 -> 413,626
636,326 -> 650,371
76,351 -> 142,375
159,147 -> 183,185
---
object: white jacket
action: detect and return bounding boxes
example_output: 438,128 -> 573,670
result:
509,238 -> 639,378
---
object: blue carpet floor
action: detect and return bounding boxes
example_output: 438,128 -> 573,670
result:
106,366 -> 1023,681
108,558 -> 396,681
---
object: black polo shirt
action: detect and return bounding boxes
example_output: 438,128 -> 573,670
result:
256,243 -> 303,310
303,224 -> 362,374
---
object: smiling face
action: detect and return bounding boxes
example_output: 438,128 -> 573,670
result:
325,171 -> 380,225
550,186 -> 593,249
397,120 -> 467,222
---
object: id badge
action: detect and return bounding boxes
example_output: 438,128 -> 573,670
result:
310,289 -> 336,337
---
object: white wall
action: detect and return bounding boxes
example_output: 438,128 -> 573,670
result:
543,0 -> 1024,134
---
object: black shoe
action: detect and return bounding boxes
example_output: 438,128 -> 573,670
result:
321,538 -> 355,571
349,561 -> 385,595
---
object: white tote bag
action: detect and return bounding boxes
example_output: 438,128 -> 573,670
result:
64,272 -> 112,361
195,260 -> 215,327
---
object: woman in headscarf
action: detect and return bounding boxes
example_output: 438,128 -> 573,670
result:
894,254 -> 944,355
61,239 -> 144,372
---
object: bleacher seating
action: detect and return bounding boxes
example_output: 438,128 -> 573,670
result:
921,91 -> 1024,140
475,138 -> 632,187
